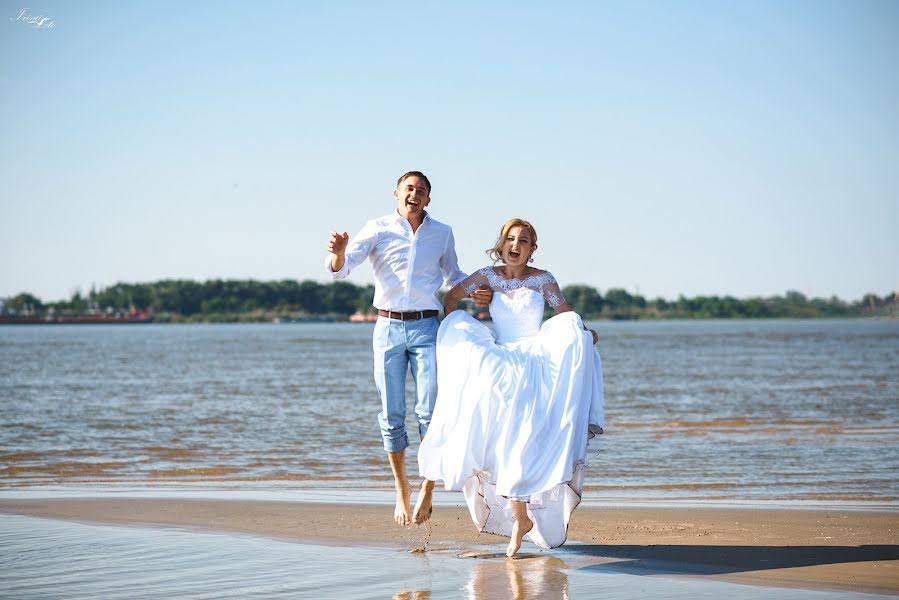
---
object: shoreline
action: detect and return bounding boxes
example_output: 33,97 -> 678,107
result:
2,496 -> 896,595
2,316 -> 896,326
2,484 -> 895,510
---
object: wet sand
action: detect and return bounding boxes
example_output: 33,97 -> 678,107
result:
1,497 -> 896,595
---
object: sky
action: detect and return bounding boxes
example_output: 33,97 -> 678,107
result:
1,0 -> 897,303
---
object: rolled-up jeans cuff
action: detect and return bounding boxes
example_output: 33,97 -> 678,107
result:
383,433 -> 409,453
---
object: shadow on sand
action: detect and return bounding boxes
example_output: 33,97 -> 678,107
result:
562,543 -> 899,576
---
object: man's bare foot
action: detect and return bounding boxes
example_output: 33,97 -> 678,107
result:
394,483 -> 412,526
412,480 -> 435,525
506,514 -> 533,557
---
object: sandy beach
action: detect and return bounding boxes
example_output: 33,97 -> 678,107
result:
2,497 -> 896,595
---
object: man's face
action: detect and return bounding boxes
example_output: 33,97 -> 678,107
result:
394,175 -> 431,220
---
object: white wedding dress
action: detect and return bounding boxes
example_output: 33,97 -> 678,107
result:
418,267 -> 603,549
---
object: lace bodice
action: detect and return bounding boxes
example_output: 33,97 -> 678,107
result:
461,267 -> 566,343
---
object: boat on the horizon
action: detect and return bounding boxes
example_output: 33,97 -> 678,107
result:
348,312 -> 378,323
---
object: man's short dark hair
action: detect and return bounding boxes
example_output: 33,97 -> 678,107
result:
397,171 -> 431,194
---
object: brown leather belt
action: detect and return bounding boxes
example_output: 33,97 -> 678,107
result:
377,309 -> 439,321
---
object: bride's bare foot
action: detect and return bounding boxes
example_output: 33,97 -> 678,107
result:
412,480 -> 435,525
394,483 -> 412,526
506,514 -> 533,557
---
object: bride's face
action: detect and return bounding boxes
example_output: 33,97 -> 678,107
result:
502,226 -> 535,266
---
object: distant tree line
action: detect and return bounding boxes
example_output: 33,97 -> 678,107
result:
1,280 -> 375,323
1,279 -> 896,322
560,286 -> 896,320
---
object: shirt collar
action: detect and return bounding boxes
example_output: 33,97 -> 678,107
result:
392,209 -> 430,229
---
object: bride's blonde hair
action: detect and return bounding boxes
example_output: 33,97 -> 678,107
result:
487,218 -> 538,263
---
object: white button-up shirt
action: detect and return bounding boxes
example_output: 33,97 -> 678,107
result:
326,211 -> 467,312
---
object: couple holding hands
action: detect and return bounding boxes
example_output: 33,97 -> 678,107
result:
326,171 -> 603,557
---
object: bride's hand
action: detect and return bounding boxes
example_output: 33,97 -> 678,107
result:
470,285 -> 492,308
589,329 -> 598,345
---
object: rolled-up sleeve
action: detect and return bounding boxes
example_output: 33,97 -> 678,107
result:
440,227 -> 467,288
325,222 -> 377,280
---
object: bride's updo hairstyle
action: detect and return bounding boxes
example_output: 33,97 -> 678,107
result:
487,218 -> 538,263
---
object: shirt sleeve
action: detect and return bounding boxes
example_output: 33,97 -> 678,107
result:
439,227 -> 468,288
325,221 -> 378,279
541,272 -> 566,308
459,268 -> 491,294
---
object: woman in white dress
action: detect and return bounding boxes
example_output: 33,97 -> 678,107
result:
414,218 -> 603,557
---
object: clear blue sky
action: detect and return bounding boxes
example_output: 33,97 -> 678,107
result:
2,0 -> 897,302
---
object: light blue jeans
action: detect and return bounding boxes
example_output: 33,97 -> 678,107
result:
372,315 -> 439,453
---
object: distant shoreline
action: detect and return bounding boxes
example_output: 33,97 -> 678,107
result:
3,280 -> 896,323
1,313 -> 896,325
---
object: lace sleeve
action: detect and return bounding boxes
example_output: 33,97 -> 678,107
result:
540,272 -> 566,308
460,268 -> 491,294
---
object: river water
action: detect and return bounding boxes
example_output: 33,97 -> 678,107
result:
1,319 -> 897,505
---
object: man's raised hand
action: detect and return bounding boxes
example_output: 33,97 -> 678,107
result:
327,231 -> 349,256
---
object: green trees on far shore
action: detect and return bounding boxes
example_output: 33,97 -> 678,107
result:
551,287 -> 895,320
1,279 -> 896,322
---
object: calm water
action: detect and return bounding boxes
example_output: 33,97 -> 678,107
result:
0,514 -> 890,600
1,320 -> 897,504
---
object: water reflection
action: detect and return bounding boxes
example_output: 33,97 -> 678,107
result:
391,552 -> 570,600
6,513 -> 888,599
464,554 -> 569,600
